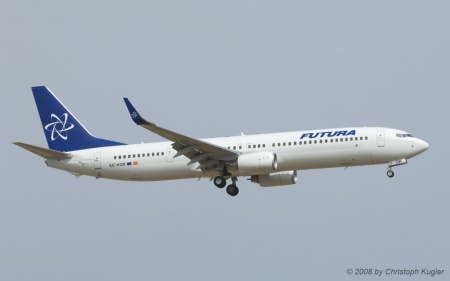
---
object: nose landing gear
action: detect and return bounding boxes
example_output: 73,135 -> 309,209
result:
386,158 -> 407,178
387,169 -> 395,178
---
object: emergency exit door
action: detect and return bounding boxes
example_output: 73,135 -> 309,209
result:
166,148 -> 174,162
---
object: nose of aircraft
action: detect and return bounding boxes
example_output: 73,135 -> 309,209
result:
415,139 -> 430,154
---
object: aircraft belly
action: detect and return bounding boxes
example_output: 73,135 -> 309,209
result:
100,160 -> 200,181
370,149 -> 404,164
48,158 -> 96,176
278,148 -> 373,171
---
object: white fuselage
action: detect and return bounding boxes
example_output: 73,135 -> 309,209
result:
46,127 -> 429,181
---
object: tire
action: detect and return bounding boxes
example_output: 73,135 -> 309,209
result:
387,170 -> 394,178
226,185 -> 239,196
214,176 -> 226,188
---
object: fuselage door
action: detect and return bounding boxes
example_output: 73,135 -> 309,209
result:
94,152 -> 101,169
166,148 -> 174,162
377,130 -> 385,147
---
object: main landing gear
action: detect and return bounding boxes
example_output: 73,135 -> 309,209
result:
213,176 -> 239,196
213,176 -> 227,188
386,158 -> 407,178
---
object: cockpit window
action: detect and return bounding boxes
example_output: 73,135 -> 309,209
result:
396,133 -> 414,138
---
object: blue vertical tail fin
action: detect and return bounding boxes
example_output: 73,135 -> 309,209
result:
32,86 -> 125,152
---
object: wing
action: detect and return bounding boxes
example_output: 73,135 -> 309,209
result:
123,98 -> 239,172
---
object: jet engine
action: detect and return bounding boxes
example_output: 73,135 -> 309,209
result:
236,152 -> 277,173
251,171 -> 297,187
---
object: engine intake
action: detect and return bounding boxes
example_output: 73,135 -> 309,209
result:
251,171 -> 297,187
236,152 -> 277,173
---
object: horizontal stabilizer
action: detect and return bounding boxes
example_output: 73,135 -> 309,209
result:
13,142 -> 71,160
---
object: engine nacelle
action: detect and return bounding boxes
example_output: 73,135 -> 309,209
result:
236,152 -> 278,173
251,171 -> 297,187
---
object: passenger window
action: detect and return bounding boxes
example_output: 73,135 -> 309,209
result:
263,144 -> 265,148
239,146 -> 242,149
272,143 -> 275,147
152,153 -> 155,156
278,143 -> 281,147
320,140 -> 322,143
314,140 -> 317,144
147,153 -> 150,157
330,139 -> 333,143
233,146 -> 236,150
162,152 -> 164,156
365,136 -> 368,140
157,152 -> 159,156
309,140 -> 312,144
253,145 -> 256,148
114,156 -> 117,159
248,145 -> 251,149
137,154 -> 140,157
258,144 -> 261,148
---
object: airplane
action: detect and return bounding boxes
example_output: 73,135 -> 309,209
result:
14,86 -> 429,196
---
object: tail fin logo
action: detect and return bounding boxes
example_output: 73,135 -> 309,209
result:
44,113 -> 74,141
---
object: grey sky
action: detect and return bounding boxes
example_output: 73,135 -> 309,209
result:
1,1 -> 449,280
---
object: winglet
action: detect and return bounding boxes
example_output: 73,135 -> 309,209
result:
123,98 -> 151,125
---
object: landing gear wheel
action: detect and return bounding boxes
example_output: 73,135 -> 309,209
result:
213,176 -> 226,188
387,170 -> 394,178
226,185 -> 239,196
